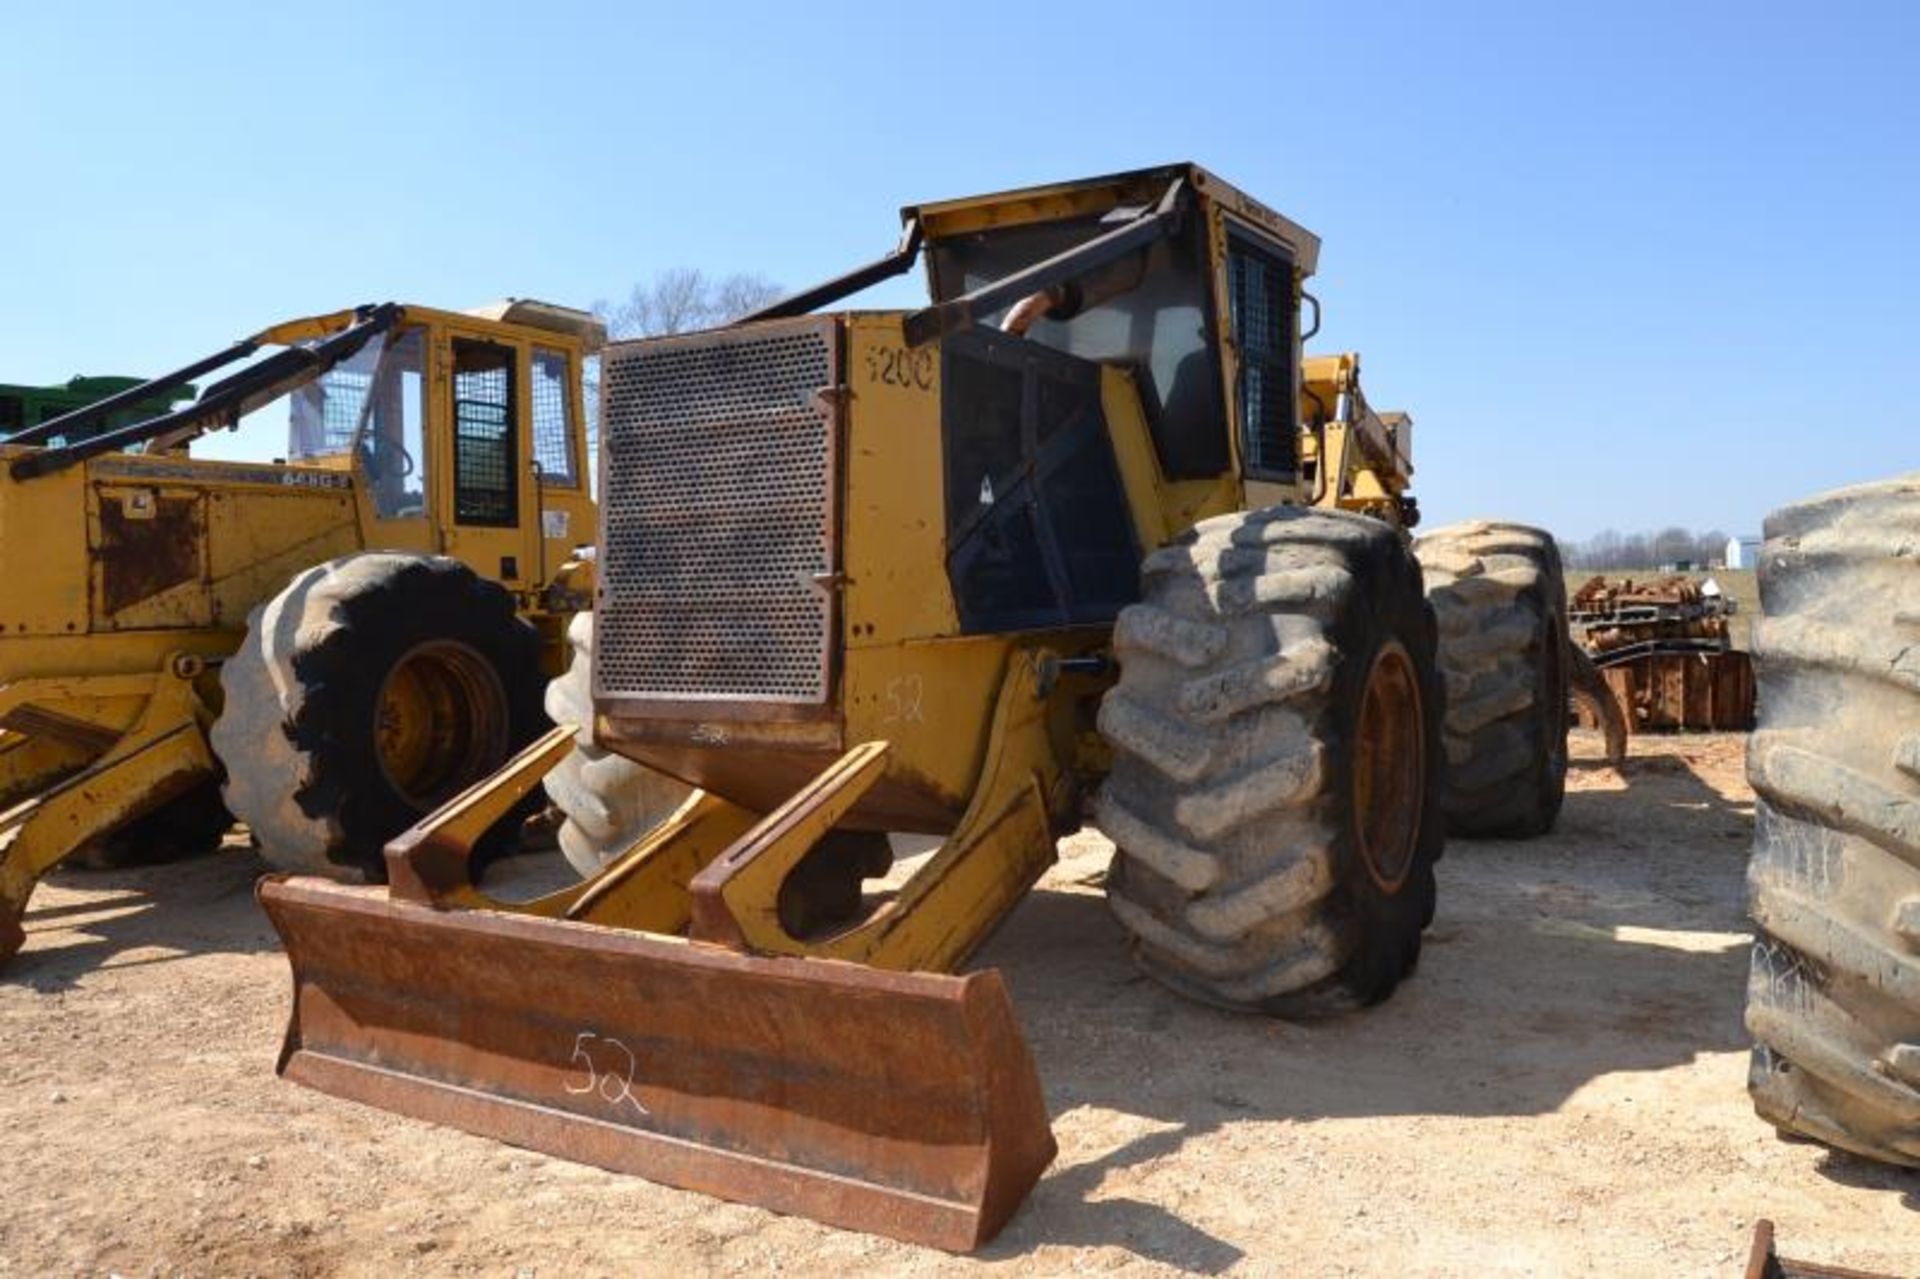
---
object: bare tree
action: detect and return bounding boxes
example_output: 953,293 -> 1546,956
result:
1562,525 -> 1744,571
580,269 -> 786,469
712,273 -> 785,325
1652,525 -> 1696,566
596,270 -> 786,339
1572,529 -> 1621,570
1693,528 -> 1730,565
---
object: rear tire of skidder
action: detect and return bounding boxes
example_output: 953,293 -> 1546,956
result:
1414,521 -> 1570,838
542,610 -> 695,878
212,553 -> 547,880
1743,473 -> 1920,1167
1097,506 -> 1445,1017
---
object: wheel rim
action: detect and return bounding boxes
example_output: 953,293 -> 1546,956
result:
374,640 -> 510,810
1353,640 -> 1425,893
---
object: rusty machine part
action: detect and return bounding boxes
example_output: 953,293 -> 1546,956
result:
260,163 -> 1453,1249
1568,644 -> 1628,766
1583,649 -> 1755,733
262,875 -> 1054,1250
1572,573 -> 1735,661
1743,1219 -> 1900,1279
1569,573 -> 1755,734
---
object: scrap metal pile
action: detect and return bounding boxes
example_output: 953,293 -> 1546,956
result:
1570,574 -> 1754,733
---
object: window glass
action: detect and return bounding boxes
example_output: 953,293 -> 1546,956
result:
582,354 -> 601,494
530,347 -> 578,487
452,339 -> 518,526
930,216 -> 1228,477
353,328 -> 428,519
289,339 -> 380,460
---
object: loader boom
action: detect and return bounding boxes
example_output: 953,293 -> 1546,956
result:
9,306 -> 397,478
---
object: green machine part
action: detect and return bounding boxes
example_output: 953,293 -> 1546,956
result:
0,375 -> 196,447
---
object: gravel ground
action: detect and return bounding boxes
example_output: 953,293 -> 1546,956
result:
2,730 -> 1915,1277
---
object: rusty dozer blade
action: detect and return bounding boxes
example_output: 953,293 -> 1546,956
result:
258,875 -> 1057,1252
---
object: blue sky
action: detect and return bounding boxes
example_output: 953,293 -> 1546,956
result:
4,1 -> 1913,540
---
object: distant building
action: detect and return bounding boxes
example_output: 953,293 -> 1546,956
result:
1725,535 -> 1763,570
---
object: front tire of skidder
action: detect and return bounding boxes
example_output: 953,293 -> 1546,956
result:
1097,506 -> 1445,1017
1743,473 -> 1920,1167
542,610 -> 694,878
211,553 -> 547,879
1414,521 -> 1571,838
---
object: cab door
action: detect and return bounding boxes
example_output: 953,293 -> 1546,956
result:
350,324 -> 435,555
434,326 -> 539,587
526,341 -> 595,573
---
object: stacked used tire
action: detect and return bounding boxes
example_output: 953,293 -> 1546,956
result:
1743,473 -> 1920,1165
541,611 -> 693,877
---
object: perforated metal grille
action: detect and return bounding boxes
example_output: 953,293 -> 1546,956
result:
598,320 -> 836,705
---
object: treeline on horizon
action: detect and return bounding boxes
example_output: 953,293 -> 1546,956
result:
1555,527 -> 1740,571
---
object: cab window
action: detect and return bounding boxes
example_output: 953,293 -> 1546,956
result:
930,215 -> 1228,478
1227,230 -> 1297,479
353,328 -> 428,519
452,338 -> 518,526
530,347 -> 579,488
290,341 -> 377,460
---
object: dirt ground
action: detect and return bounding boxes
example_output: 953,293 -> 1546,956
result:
3,730 -> 1916,1278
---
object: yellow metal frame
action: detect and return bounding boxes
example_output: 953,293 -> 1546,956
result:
244,165 -> 1431,1255
399,165 -> 1422,979
0,300 -> 604,966
0,660 -> 213,958
294,166 -> 1422,992
1299,352 -> 1415,528
382,649 -> 1073,976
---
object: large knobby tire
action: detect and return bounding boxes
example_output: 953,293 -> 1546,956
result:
1414,520 -> 1570,838
542,611 -> 695,878
212,553 -> 547,879
1096,506 -> 1445,1016
1743,473 -> 1920,1166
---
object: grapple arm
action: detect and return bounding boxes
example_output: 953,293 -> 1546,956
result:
7,305 -> 395,479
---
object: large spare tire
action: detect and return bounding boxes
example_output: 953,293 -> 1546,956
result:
1414,520 -> 1570,837
1097,506 -> 1444,1017
212,553 -> 547,879
1743,473 -> 1920,1165
541,611 -> 693,877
